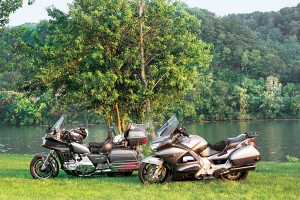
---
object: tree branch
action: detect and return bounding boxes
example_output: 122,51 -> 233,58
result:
150,51 -> 186,92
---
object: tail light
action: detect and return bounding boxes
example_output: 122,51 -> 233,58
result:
248,138 -> 257,149
249,138 -> 255,143
254,156 -> 261,161
142,138 -> 148,145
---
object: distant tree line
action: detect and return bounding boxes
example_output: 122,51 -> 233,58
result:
0,1 -> 299,127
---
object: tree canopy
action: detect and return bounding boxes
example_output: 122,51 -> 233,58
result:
0,0 -> 35,28
17,0 -> 212,131
1,1 -> 300,126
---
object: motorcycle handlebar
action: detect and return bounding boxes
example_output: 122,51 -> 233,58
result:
245,132 -> 261,138
182,131 -> 190,137
176,126 -> 190,137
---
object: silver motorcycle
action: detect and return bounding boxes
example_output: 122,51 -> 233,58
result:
138,115 -> 261,184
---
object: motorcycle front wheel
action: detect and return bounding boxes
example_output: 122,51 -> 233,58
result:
138,162 -> 171,184
30,156 -> 58,179
220,171 -> 249,181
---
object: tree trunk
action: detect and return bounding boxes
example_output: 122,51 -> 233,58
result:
121,118 -> 125,133
105,112 -> 112,128
139,0 -> 154,137
139,0 -> 147,89
146,100 -> 155,138
115,102 -> 122,134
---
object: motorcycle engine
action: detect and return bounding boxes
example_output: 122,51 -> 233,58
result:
63,154 -> 95,174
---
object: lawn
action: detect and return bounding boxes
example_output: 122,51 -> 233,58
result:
0,154 -> 299,200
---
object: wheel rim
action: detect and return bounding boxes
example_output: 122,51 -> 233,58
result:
33,159 -> 53,179
142,163 -> 168,184
224,172 -> 242,180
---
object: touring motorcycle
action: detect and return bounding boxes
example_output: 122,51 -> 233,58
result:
30,115 -> 148,179
138,115 -> 261,184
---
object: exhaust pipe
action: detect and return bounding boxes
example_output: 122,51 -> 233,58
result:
220,165 -> 256,175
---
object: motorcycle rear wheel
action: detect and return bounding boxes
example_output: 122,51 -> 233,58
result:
138,162 -> 171,184
220,171 -> 249,181
30,156 -> 58,179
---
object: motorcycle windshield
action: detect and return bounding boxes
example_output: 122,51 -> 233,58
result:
153,115 -> 179,143
47,115 -> 65,134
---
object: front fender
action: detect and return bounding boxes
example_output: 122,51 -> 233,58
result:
34,152 -> 50,159
141,156 -> 164,166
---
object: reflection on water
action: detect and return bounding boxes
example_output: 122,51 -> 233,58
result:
0,120 -> 299,162
0,125 -> 108,155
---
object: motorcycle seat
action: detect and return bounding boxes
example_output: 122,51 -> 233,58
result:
89,142 -> 104,148
123,121 -> 133,139
226,134 -> 247,145
208,134 -> 247,152
208,140 -> 227,151
89,128 -> 114,153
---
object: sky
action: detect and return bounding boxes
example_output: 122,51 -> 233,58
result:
8,0 -> 300,26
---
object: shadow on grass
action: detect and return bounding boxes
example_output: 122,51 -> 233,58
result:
0,168 -> 201,185
0,168 -> 239,185
0,168 -> 141,184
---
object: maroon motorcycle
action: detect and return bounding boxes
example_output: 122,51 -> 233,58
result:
30,115 -> 148,179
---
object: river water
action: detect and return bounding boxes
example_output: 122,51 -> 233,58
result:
0,120 -> 299,162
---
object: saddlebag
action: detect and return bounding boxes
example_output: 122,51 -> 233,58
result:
108,148 -> 139,171
87,154 -> 107,164
108,148 -> 137,163
229,145 -> 261,166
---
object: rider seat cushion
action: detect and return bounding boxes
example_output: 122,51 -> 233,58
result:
208,140 -> 227,151
89,142 -> 104,148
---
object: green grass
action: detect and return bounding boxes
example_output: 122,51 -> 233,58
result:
0,154 -> 299,200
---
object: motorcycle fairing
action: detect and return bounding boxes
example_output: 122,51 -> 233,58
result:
42,135 -> 70,152
71,142 -> 90,154
177,135 -> 207,151
153,115 -> 179,143
141,156 -> 164,166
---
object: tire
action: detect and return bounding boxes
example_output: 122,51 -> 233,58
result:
30,156 -> 58,179
138,162 -> 171,184
52,158 -> 59,177
220,171 -> 249,181
106,171 -> 133,177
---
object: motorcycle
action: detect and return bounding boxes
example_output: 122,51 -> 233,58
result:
30,115 -> 148,179
138,115 -> 261,184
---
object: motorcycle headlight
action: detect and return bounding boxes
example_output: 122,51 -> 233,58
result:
150,143 -> 160,151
